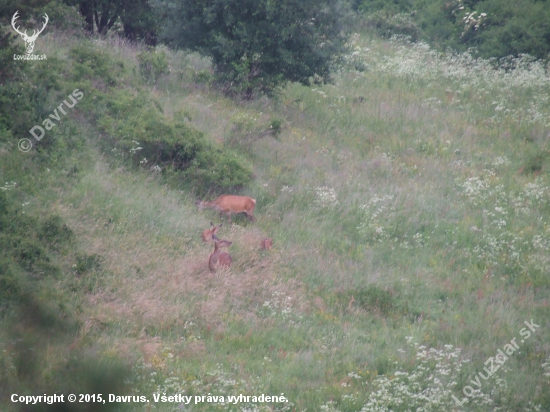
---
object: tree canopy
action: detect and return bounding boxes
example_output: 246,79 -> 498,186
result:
357,0 -> 550,61
157,0 -> 350,97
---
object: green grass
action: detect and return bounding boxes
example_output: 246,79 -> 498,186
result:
1,29 -> 550,412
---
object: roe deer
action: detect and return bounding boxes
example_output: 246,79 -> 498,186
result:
260,238 -> 273,250
202,221 -> 222,242
196,195 -> 256,223
208,235 -> 232,272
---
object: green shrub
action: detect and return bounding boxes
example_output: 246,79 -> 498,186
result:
363,11 -> 421,41
355,0 -> 413,14
13,237 -> 50,270
353,285 -> 395,315
357,0 -> 550,60
269,119 -> 283,136
74,253 -> 103,274
0,27 -> 23,85
137,48 -> 170,84
69,44 -> 123,86
193,70 -> 214,84
40,0 -> 85,32
39,215 -> 75,249
522,150 -> 550,175
0,192 -> 72,290
160,0 -> 351,98
472,0 -> 550,60
336,284 -> 396,316
0,262 -> 21,308
98,91 -> 253,193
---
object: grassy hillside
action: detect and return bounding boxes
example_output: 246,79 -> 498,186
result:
1,27 -> 550,412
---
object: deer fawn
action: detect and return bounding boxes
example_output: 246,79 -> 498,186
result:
208,235 -> 232,272
196,195 -> 256,223
260,238 -> 273,250
202,221 -> 222,242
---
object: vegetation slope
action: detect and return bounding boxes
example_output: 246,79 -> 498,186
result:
1,15 -> 550,412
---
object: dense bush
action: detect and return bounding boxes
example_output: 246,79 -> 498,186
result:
0,38 -> 237,193
0,188 -> 129,410
471,0 -> 550,59
0,192 -> 73,306
39,215 -> 75,249
355,0 -> 413,14
0,26 -> 47,142
0,35 -> 89,152
69,43 -> 124,86
0,27 -> 21,85
137,48 -> 170,84
74,253 -> 103,274
158,0 -> 351,97
359,0 -> 550,60
74,0 -> 159,43
98,91 -> 253,193
362,11 -> 421,41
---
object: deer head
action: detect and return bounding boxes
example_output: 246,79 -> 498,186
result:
11,11 -> 49,55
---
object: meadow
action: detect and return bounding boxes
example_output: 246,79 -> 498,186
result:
1,28 -> 549,411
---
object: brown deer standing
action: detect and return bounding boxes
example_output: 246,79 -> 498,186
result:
196,195 -> 256,223
202,222 -> 222,242
208,235 -> 232,272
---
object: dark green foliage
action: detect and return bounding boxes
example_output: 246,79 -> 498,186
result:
1,35 -> 78,145
69,43 -> 123,86
522,150 -> 550,175
98,91 -> 253,193
336,284 -> 421,322
43,0 -> 85,31
158,0 -> 351,97
472,0 -> 550,60
0,0 -> 81,30
0,192 -> 70,307
0,26 -> 22,85
54,43 -> 253,193
363,11 -> 421,41
0,216 -> 46,273
353,285 -> 395,315
39,215 -> 75,248
0,31 -> 20,143
335,284 -> 395,315
76,0 -> 123,34
137,48 -> 169,84
193,69 -> 214,84
74,253 -> 103,274
269,119 -> 283,136
0,261 -> 20,306
178,145 -> 254,193
355,0 -> 414,14
0,191 -> 131,410
119,0 -> 160,45
0,26 -> 38,140
361,0 -> 550,60
74,0 -> 159,43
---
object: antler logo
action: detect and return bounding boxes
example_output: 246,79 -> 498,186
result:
11,11 -> 49,56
